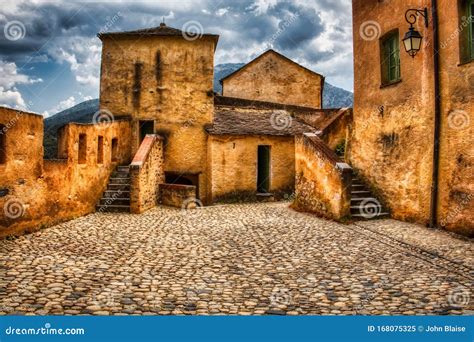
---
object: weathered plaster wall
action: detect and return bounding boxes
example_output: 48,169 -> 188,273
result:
222,51 -> 323,108
99,35 -> 216,203
351,0 -> 473,235
436,0 -> 474,236
159,184 -> 197,208
0,106 -> 131,238
350,0 -> 435,225
208,135 -> 295,201
130,135 -> 165,214
294,133 -> 352,219
320,109 -> 352,153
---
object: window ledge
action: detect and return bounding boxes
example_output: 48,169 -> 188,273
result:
380,79 -> 402,89
458,59 -> 474,67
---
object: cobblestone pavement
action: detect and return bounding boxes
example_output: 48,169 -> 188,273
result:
0,202 -> 472,315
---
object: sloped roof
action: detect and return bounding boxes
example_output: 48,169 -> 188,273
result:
98,23 -> 219,43
206,108 -> 316,136
219,49 -> 324,84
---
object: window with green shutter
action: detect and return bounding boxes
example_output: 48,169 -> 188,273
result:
460,0 -> 474,63
380,31 -> 401,85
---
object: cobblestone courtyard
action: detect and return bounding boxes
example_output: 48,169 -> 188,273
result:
0,202 -> 472,315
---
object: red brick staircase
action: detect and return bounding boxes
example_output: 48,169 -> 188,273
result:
96,165 -> 131,213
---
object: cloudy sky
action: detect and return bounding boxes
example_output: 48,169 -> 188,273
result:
0,0 -> 353,116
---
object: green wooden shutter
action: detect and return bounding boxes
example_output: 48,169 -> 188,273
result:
381,32 -> 400,84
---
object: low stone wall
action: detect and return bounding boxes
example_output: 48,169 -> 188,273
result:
0,106 -> 132,238
129,135 -> 165,214
159,184 -> 197,208
294,133 -> 352,220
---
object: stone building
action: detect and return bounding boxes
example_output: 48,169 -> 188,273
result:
351,0 -> 473,236
220,49 -> 325,108
2,13 -> 471,239
1,23 -> 350,238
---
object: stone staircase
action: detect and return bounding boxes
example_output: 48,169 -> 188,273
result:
350,174 -> 389,219
96,165 -> 131,213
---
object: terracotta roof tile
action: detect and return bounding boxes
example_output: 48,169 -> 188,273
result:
206,109 -> 317,136
98,23 -> 219,41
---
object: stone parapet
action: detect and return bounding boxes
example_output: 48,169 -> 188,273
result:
130,134 -> 165,214
294,133 -> 352,220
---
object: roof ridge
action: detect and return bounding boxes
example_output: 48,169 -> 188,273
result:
219,49 -> 324,83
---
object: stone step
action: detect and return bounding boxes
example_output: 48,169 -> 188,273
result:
109,177 -> 130,185
96,204 -> 130,213
107,184 -> 131,191
112,171 -> 130,178
103,190 -> 130,198
350,203 -> 383,210
352,212 -> 390,219
117,166 -> 130,173
351,196 -> 378,202
99,198 -> 130,206
351,190 -> 371,195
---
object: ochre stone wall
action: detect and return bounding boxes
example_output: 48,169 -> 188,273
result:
319,108 -> 352,153
351,0 -> 435,225
159,184 -> 197,208
99,35 -> 216,204
208,135 -> 295,201
294,134 -> 352,219
222,50 -> 323,108
130,135 -> 165,214
436,0 -> 473,236
351,0 -> 473,235
0,106 -> 131,238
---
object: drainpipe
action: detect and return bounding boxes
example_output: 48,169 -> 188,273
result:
429,0 -> 441,228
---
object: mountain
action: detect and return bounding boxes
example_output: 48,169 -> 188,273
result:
43,63 -> 353,158
323,83 -> 353,108
213,63 -> 245,93
43,99 -> 99,159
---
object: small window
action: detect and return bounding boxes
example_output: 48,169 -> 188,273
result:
459,0 -> 474,62
0,125 -> 6,164
78,133 -> 87,164
380,31 -> 401,85
111,137 -> 118,162
97,136 -> 104,164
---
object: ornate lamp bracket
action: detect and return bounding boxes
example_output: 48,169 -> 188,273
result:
405,8 -> 429,28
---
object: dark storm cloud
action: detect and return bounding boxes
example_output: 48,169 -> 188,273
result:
0,0 -> 354,94
1,1 -> 329,60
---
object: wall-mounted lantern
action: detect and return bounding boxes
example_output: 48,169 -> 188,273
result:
403,8 -> 429,58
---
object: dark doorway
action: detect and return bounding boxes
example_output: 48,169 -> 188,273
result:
257,145 -> 271,193
111,138 -> 118,162
139,120 -> 154,143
